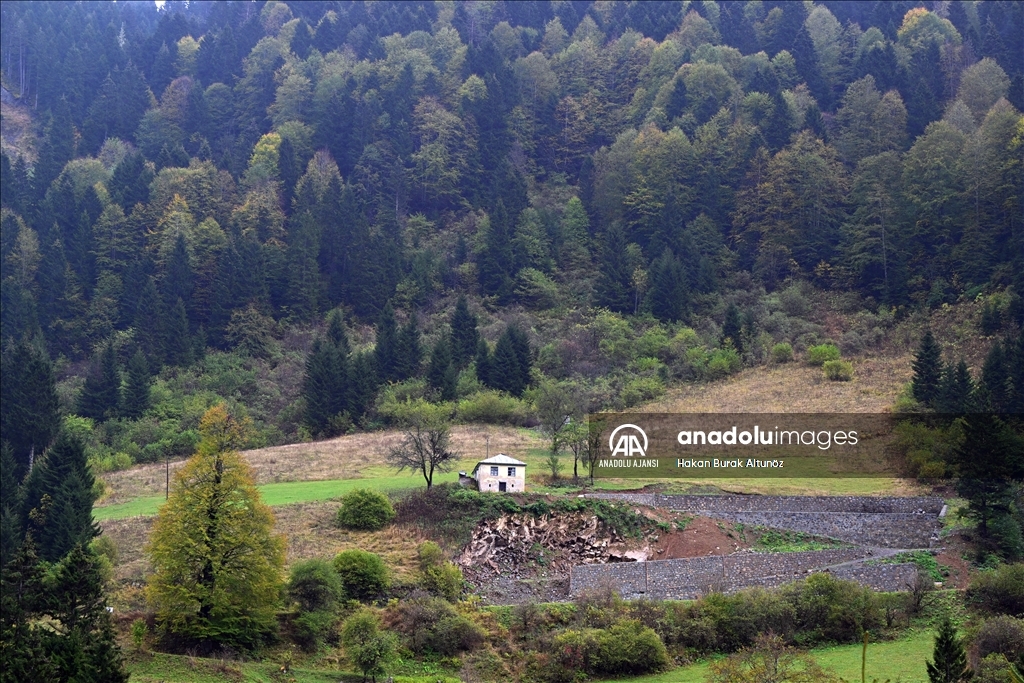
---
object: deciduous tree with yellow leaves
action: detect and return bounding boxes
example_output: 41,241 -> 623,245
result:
146,405 -> 285,650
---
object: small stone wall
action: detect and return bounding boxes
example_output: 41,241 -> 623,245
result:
569,551 -> 918,600
585,494 -> 943,548
586,493 -> 944,514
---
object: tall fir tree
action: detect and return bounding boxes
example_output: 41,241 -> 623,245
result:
478,201 -> 514,302
980,341 -> 1010,412
449,296 -> 479,369
164,297 -> 193,367
45,544 -> 129,681
0,341 -> 61,481
20,430 -> 99,563
595,224 -> 633,314
427,337 -> 457,401
475,338 -> 493,388
395,315 -> 423,381
302,336 -> 343,437
912,331 -> 943,407
77,342 -> 120,421
926,617 -> 973,683
645,248 -> 688,323
134,276 -> 166,365
721,303 -> 743,352
488,325 -> 531,398
121,349 -> 152,420
347,351 -> 378,421
936,361 -> 976,414
0,443 -> 21,567
374,303 -> 399,384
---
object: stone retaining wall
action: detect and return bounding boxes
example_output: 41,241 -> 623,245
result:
569,551 -> 918,600
585,494 -> 943,548
586,493 -> 944,514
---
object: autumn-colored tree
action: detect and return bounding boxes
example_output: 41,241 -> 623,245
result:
146,405 -> 285,649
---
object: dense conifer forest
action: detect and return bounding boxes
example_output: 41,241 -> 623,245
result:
1,1 -> 1023,679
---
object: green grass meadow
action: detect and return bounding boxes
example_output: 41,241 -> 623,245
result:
599,629 -> 935,683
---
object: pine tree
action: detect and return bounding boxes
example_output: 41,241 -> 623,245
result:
326,310 -> 350,356
449,296 -> 479,369
20,430 -> 99,563
478,201 -> 514,302
0,444 -> 22,567
954,411 -> 1024,541
936,361 -> 976,414
912,331 -> 943,407
427,338 -> 457,401
162,233 -> 194,314
1007,331 -> 1024,415
46,544 -> 129,681
302,337 -> 343,437
722,303 -> 743,353
926,617 -> 973,683
134,276 -> 166,365
645,248 -> 688,322
489,326 -> 530,397
164,298 -> 193,367
347,351 -> 378,422
0,538 -> 58,680
77,342 -> 120,421
374,303 -> 399,383
981,341 -> 1010,412
146,406 -> 285,649
395,315 -> 423,381
0,341 -> 61,481
475,339 -> 493,388
121,350 -> 152,420
595,224 -> 633,314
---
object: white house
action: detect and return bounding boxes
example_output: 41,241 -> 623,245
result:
461,454 -> 527,493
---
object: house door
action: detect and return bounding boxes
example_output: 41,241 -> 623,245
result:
499,482 -> 507,492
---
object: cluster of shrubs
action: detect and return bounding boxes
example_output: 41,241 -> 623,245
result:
807,343 -> 854,381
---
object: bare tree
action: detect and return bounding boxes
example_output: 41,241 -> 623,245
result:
386,407 -> 459,489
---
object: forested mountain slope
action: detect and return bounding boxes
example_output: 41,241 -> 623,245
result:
1,0 -> 1022,464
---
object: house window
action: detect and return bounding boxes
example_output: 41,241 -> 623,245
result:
507,467 -> 516,476
490,466 -> 499,476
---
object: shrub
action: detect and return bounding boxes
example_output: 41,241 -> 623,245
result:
457,390 -> 532,425
336,489 -> 396,531
807,344 -> 840,366
785,573 -> 880,644
341,610 -> 398,682
417,541 -> 464,602
620,376 -> 665,407
706,347 -> 742,379
293,610 -> 338,652
390,596 -> 484,655
333,550 -> 390,602
592,620 -> 670,675
823,360 -> 854,381
289,559 -> 344,612
974,653 -> 1013,683
969,564 -> 1024,617
771,342 -> 794,363
972,615 -> 1024,664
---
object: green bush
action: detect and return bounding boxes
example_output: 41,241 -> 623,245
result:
972,615 -> 1024,663
456,390 -> 532,425
706,347 -> 742,379
968,564 -> 1024,616
333,550 -> 391,602
807,344 -> 841,366
289,559 -> 344,612
785,573 -> 880,644
771,342 -> 794,363
620,376 -> 665,407
293,610 -> 338,652
422,563 -> 465,602
390,596 -> 484,655
593,620 -> 669,675
336,489 -> 396,531
823,359 -> 854,381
